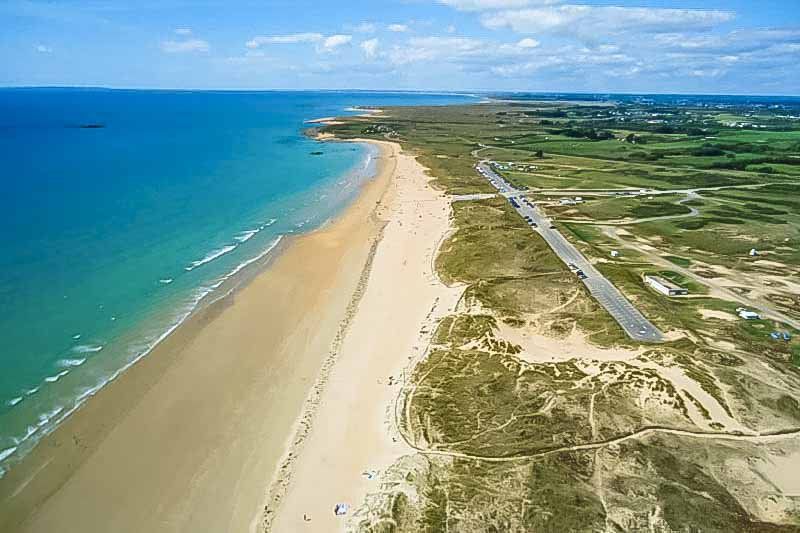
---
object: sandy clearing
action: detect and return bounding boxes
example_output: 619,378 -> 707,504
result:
699,309 -> 737,321
756,448 -> 800,495
630,358 -> 748,433
496,323 -> 644,364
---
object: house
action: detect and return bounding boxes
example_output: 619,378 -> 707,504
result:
610,250 -> 620,258
645,275 -> 688,296
749,248 -> 759,257
737,309 -> 761,320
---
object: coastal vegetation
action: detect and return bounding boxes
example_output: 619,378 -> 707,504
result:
323,98 -> 800,531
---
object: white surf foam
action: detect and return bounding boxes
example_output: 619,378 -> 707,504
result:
159,278 -> 173,284
58,358 -> 87,368
185,244 -> 237,271
73,344 -> 103,354
44,370 -> 69,383
0,447 -> 17,462
234,229 -> 259,243
6,397 -> 22,407
0,236 -> 286,473
36,406 -> 64,427
222,235 -> 283,281
11,425 -> 38,446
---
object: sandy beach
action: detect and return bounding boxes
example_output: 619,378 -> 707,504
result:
267,142 -> 462,531
0,141 -> 396,533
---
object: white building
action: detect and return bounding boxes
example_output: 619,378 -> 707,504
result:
645,275 -> 688,296
749,248 -> 759,257
738,309 -> 761,320
610,250 -> 620,258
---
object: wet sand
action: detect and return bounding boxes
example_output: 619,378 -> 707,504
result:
0,142 -> 396,533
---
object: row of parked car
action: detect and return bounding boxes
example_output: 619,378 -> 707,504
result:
523,214 -> 538,228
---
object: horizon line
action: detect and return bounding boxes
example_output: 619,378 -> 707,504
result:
1,85 -> 799,99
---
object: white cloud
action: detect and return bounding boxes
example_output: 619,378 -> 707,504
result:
387,34 -> 553,66
654,28 -> 800,54
445,25 -> 457,34
246,33 -> 324,48
388,24 -> 409,33
161,39 -> 210,53
389,36 -> 484,65
321,34 -> 352,52
354,22 -> 377,33
438,0 -> 555,11
489,44 -> 634,77
225,49 -> 272,64
361,38 -> 379,58
35,44 -> 52,53
517,37 -> 539,48
482,5 -> 735,36
245,32 -> 353,54
174,28 -> 192,36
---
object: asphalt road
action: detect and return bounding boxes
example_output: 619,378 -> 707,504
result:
476,162 -> 663,343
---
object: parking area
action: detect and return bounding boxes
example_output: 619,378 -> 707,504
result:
476,162 -> 663,343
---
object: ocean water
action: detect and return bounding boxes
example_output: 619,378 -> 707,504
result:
0,88 -> 474,474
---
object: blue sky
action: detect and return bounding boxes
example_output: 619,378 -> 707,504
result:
1,0 -> 799,94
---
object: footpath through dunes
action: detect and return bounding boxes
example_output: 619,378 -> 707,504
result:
265,141 -> 463,531
0,143 -> 395,533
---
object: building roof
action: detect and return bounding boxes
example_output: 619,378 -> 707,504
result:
645,275 -> 686,291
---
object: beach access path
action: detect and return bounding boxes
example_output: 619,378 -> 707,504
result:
267,141 -> 463,531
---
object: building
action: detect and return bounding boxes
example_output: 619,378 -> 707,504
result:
749,248 -> 759,257
645,275 -> 689,296
610,250 -> 620,258
738,309 -> 761,320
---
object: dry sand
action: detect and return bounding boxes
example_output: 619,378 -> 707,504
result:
497,323 -> 644,364
267,142 -> 463,532
0,142 -> 396,533
699,309 -> 737,321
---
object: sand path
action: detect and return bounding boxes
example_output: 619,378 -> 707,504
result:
267,141 -> 462,532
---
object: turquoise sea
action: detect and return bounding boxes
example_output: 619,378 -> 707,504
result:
0,89 -> 474,475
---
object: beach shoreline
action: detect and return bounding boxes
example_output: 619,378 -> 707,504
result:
0,138 -> 396,533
